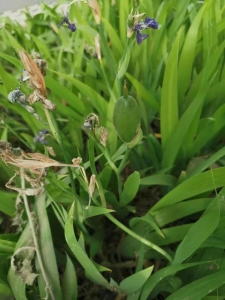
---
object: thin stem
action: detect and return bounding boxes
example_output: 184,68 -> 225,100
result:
20,175 -> 55,300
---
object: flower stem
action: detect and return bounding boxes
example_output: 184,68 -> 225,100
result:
20,175 -> 55,300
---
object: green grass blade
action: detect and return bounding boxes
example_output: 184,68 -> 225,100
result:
178,2 -> 206,99
8,224 -> 32,300
61,254 -> 77,300
161,28 -> 181,148
120,266 -> 154,294
140,262 -> 209,300
173,197 -> 220,264
0,191 -> 16,216
166,270 -> 225,300
140,174 -> 177,187
65,202 -> 110,288
152,198 -> 211,227
150,167 -> 225,211
50,70 -> 107,117
35,194 -> 62,300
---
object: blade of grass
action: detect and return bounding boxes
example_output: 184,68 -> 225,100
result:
150,167 -> 225,211
35,194 -> 62,300
161,28 -> 181,148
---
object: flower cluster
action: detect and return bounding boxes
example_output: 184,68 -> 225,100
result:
134,17 -> 158,45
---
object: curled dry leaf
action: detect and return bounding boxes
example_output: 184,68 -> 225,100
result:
11,246 -> 38,286
18,50 -> 46,94
100,126 -> 108,146
88,0 -> 101,24
94,34 -> 101,60
86,174 -> 99,209
18,50 -> 56,110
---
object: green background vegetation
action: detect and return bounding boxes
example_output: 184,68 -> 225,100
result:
1,0 -> 225,299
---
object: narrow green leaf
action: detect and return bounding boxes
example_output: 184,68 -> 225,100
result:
187,147 -> 225,178
61,254 -> 77,300
152,198 -> 211,227
150,167 -> 225,211
140,174 -> 176,187
0,240 -> 15,253
140,262 -> 209,300
83,206 -> 115,219
130,215 -> 164,238
8,224 -> 32,300
178,2 -> 206,98
120,171 -> 140,206
35,194 -> 62,300
120,266 -> 154,294
49,70 -> 107,116
1,28 -> 23,50
161,28 -> 181,148
117,47 -> 130,79
173,198 -> 220,264
65,202 -> 110,288
166,270 -> 225,300
0,282 -> 12,297
102,18 -> 123,55
45,75 -> 86,115
0,53 -> 21,68
126,73 -> 159,111
0,191 -> 16,216
0,65 -> 19,93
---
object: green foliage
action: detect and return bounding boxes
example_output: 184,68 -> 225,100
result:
1,0 -> 225,299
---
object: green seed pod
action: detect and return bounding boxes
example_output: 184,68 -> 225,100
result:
113,82 -> 141,144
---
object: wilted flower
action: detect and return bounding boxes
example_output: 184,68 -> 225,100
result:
83,113 -> 99,129
135,30 -> 149,45
34,129 -> 49,145
99,127 -> 108,147
127,11 -> 158,45
58,9 -> 76,32
134,17 -> 158,31
86,174 -> 97,209
134,17 -> 158,45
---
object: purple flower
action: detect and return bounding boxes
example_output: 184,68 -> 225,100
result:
134,17 -> 158,45
136,31 -> 149,45
68,23 -> 76,32
34,129 -> 49,145
58,14 -> 76,33
145,17 -> 158,29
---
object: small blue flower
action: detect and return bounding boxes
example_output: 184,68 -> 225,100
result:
68,23 -> 76,32
34,129 -> 49,145
58,13 -> 76,32
136,31 -> 149,45
144,17 -> 158,29
134,17 -> 158,45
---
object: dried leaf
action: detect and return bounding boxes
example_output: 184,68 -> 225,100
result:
18,50 -> 46,95
88,0 -> 101,24
11,246 -> 38,286
100,126 -> 108,147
